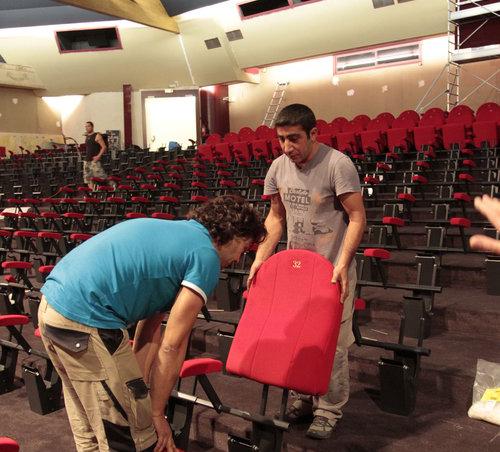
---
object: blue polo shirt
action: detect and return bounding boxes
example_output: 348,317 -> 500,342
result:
41,219 -> 220,329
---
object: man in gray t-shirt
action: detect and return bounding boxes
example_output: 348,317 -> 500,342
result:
249,104 -> 366,440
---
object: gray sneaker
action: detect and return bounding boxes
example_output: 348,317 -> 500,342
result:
306,415 -> 336,439
282,400 -> 313,423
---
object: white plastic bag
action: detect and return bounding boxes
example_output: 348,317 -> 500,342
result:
468,359 -> 500,426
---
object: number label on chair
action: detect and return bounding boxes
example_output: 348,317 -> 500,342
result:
292,260 -> 301,269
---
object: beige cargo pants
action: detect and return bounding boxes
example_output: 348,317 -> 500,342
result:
38,296 -> 157,452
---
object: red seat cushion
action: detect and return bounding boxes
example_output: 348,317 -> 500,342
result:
383,216 -> 405,227
117,185 -> 133,191
34,327 -> 41,338
164,183 -> 181,190
151,212 -> 175,220
412,175 -> 428,184
354,298 -> 366,311
18,212 -> 38,218
450,217 -> 471,228
39,265 -> 55,274
179,358 -> 223,378
41,212 -> 61,219
458,173 -> 474,182
126,212 -> 147,219
0,230 -> 12,237
2,260 -> 33,269
13,230 -> 38,238
217,170 -> 232,177
159,196 -> 179,204
364,248 -> 391,260
191,181 -> 208,189
83,197 -> 101,204
462,159 -> 476,168
23,198 -> 41,205
453,192 -> 472,202
220,180 -> 236,187
63,212 -> 85,220
226,250 -> 342,396
70,233 -> 93,241
191,195 -> 209,203
38,232 -> 62,240
0,437 -> 19,452
4,275 -> 16,283
376,162 -> 391,171
1,211 -> 18,218
140,184 -> 157,191
397,193 -> 416,203
251,179 -> 265,186
0,314 -> 30,327
364,176 -> 380,185
60,198 -> 78,204
386,152 -> 401,159
78,186 -> 92,192
131,196 -> 150,203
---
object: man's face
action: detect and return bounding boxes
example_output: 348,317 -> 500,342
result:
276,124 -> 318,166
218,237 -> 252,267
85,123 -> 93,134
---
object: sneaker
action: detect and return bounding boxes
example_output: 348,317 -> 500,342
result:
306,415 -> 336,439
282,400 -> 314,423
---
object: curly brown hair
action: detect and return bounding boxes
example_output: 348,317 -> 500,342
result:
188,195 -> 267,246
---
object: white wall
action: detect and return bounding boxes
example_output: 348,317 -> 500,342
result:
62,92 -> 124,147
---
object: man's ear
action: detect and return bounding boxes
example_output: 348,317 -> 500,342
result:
309,126 -> 318,142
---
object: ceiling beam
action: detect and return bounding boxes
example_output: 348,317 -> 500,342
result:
57,0 -> 179,33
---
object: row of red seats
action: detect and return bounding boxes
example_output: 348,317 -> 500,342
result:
199,102 -> 499,163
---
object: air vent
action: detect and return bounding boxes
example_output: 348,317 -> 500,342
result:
205,37 -> 222,49
239,0 -> 289,18
372,0 -> 395,8
226,29 -> 244,42
335,42 -> 420,74
56,28 -> 121,53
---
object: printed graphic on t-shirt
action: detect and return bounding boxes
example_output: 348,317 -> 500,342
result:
283,188 -> 311,212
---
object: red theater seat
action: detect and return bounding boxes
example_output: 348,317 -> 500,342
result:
226,250 -> 342,395
0,437 -> 19,452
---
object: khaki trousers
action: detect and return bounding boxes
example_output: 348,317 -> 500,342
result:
299,267 -> 357,422
38,296 -> 157,452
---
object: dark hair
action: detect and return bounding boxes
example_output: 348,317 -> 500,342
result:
275,103 -> 317,137
189,195 -> 267,246
86,121 -> 94,127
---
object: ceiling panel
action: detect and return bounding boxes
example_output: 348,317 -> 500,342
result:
160,0 -> 228,16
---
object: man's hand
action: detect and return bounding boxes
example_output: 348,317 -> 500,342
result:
152,414 -> 176,452
247,258 -> 265,289
331,265 -> 349,303
92,155 -> 100,162
470,195 -> 500,255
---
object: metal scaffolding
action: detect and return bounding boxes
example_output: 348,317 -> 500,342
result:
416,0 -> 500,113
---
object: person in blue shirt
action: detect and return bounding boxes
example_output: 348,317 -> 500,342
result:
38,195 -> 266,452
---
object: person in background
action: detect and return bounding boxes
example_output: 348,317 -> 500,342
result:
83,121 -> 108,190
